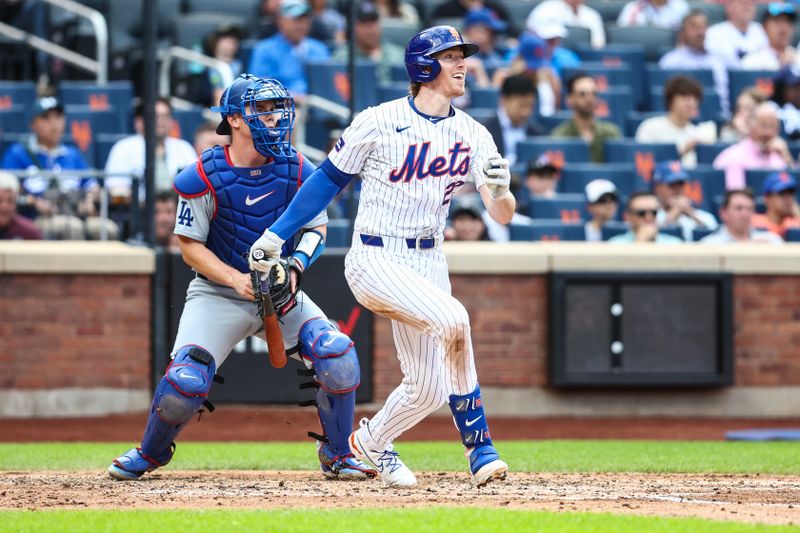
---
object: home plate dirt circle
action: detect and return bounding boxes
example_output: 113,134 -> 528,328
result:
2,471 -> 799,525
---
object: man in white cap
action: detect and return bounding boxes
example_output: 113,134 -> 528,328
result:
584,179 -> 619,241
529,19 -> 581,76
527,0 -> 606,48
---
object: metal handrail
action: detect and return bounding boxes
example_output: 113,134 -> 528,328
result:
6,169 -> 141,242
0,0 -> 108,83
158,46 -> 235,99
294,94 -> 350,164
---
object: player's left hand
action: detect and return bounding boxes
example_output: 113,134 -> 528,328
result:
483,156 -> 511,200
249,230 -> 284,272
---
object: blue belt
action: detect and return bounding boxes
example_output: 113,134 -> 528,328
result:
359,233 -> 438,250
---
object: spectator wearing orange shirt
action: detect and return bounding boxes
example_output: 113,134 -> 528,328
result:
751,171 -> 800,238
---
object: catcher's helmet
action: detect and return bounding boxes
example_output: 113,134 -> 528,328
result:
405,25 -> 479,83
211,74 -> 296,158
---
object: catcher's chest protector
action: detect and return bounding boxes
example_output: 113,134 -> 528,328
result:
201,146 -> 301,273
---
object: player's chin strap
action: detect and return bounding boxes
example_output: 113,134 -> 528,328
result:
290,229 -> 325,272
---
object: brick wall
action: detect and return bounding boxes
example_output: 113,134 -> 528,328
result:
0,274 -> 151,390
370,274 -> 800,400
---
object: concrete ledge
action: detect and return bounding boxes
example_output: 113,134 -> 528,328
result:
0,388 -> 151,418
0,241 -> 156,274
442,242 -> 800,275
478,386 -> 800,418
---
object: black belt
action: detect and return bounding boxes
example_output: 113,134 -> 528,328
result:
359,233 -> 438,250
197,273 -> 209,281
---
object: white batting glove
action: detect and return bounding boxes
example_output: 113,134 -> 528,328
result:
483,156 -> 511,200
248,230 -> 284,273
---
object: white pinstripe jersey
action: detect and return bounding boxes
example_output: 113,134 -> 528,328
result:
328,97 -> 498,238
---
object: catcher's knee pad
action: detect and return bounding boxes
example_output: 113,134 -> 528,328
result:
299,318 -> 360,394
140,345 -> 216,462
448,384 -> 493,449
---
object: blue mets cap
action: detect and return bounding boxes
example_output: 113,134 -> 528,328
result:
762,171 -> 797,195
652,160 -> 689,185
464,7 -> 508,33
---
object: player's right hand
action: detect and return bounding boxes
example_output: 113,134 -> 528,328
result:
248,230 -> 284,272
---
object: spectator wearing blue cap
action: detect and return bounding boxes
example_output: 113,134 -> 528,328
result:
751,171 -> 800,238
1,96 -> 115,240
702,189 -> 783,243
773,65 -> 800,140
332,2 -> 405,83
463,6 -> 512,71
432,0 -> 512,32
609,191 -> 683,243
652,160 -> 717,241
248,0 -> 330,98
551,72 -> 622,163
493,32 -> 559,117
741,2 -> 800,70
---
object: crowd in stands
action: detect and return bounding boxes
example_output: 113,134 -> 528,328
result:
2,0 -> 800,246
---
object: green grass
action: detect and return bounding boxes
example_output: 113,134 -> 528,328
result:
0,508 -> 794,533
1,440 -> 799,474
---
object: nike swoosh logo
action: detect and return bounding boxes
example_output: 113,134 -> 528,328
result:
395,125 -> 412,133
245,191 -> 276,206
465,415 -> 483,427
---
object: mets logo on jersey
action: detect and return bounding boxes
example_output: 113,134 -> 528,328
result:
388,141 -> 470,183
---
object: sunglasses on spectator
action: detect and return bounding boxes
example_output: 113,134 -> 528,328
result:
631,208 -> 658,218
574,90 -> 597,97
767,2 -> 795,16
593,194 -> 618,205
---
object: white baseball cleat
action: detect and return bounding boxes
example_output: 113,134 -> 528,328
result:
468,445 -> 508,487
349,418 -> 418,488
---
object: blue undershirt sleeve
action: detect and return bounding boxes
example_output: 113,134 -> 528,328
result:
270,159 -> 356,241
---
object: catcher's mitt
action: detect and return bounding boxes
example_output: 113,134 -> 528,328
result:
251,258 -> 303,318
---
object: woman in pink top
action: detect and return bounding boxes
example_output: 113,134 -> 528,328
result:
713,102 -> 794,188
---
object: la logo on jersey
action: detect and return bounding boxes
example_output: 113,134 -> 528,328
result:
389,141 -> 470,183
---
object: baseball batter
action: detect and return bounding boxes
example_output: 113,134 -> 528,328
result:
249,27 -> 513,487
108,75 -> 376,481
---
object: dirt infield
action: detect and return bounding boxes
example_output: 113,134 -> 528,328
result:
4,407 -> 800,442
1,470 -> 798,525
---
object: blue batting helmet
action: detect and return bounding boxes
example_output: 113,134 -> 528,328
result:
405,25 -> 479,83
211,74 -> 296,158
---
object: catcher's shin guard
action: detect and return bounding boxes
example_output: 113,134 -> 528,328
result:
140,345 -> 216,463
298,318 -> 360,456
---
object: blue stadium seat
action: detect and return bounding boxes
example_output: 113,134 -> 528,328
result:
603,140 -> 679,182
58,81 -> 134,111
64,107 -> 131,166
600,221 -> 630,240
606,25 -> 675,62
94,133 -> 129,170
558,163 -> 644,196
172,108 -> 207,144
695,142 -> 731,164
785,227 -> 800,242
692,227 -> 716,242
0,81 -> 36,109
526,194 -> 586,221
562,62 -> 634,93
727,70 -> 775,114
305,60 -> 378,114
573,45 -> 646,109
687,166 -> 726,213
561,25 -> 592,49
516,138 -> 590,166
538,111 -> 571,134
325,218 -> 353,248
469,87 -> 499,109
378,83 -> 409,103
645,66 -> 715,92
0,107 -> 28,135
509,219 -> 585,241
380,19 -> 420,48
593,87 -> 635,129
648,86 -> 722,122
390,64 -> 408,83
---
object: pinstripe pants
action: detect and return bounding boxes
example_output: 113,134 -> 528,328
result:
345,237 -> 478,449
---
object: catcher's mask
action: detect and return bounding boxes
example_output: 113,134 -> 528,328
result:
211,74 -> 296,158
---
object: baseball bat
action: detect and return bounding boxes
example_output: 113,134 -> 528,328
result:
260,289 -> 287,369
251,250 -> 287,369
